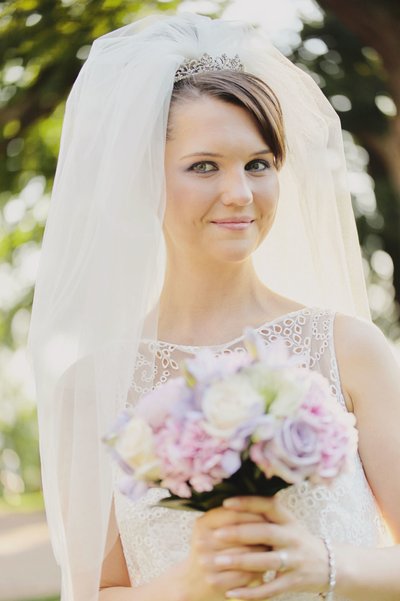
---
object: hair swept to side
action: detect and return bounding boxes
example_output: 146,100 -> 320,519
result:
168,70 -> 286,169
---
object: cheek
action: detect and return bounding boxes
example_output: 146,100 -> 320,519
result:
255,176 -> 280,240
163,180 -> 200,241
164,175 -> 212,227
258,175 -> 280,215
164,175 -> 187,224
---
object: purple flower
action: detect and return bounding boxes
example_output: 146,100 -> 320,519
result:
183,348 -> 250,388
250,399 -> 357,485
135,377 -> 192,429
244,332 -> 305,368
107,447 -> 134,476
250,415 -> 322,484
103,408 -> 134,442
118,475 -> 149,501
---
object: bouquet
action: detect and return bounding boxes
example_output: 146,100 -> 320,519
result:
103,330 -> 357,511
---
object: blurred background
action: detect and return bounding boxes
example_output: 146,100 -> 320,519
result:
0,0 -> 399,599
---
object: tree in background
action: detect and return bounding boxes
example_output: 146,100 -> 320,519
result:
0,0 -> 230,507
296,0 -> 400,336
0,0 -> 399,507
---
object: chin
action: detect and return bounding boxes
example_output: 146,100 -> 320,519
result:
208,239 -> 258,263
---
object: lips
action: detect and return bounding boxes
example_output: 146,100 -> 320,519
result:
211,217 -> 255,224
210,217 -> 255,231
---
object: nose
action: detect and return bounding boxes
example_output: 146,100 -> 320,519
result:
219,170 -> 253,206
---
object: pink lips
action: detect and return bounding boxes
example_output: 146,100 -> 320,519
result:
210,217 -> 255,231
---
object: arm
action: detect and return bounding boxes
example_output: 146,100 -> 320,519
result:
99,532 -> 196,601
99,499 -> 188,601
331,314 -> 400,600
99,499 -> 266,601
198,315 -> 400,601
335,314 -> 400,541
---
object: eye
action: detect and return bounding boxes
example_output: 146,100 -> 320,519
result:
188,161 -> 218,173
245,159 -> 271,171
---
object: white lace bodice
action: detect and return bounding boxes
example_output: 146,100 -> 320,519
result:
114,307 -> 389,600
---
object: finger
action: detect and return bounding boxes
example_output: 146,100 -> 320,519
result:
196,532 -> 268,552
199,507 -> 265,530
206,569 -> 261,593
194,510 -> 265,552
214,522 -> 294,547
226,571 -> 302,599
212,550 -> 296,573
199,546 -> 267,568
223,496 -> 295,525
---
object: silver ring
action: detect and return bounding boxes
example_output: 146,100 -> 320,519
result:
277,549 -> 290,572
262,569 -> 276,583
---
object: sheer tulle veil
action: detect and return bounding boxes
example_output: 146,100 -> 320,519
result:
28,12 -> 370,600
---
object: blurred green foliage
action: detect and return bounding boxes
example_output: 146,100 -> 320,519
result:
0,405 -> 40,505
294,4 -> 400,336
1,0 -> 399,509
23,597 -> 59,601
0,0 -> 231,509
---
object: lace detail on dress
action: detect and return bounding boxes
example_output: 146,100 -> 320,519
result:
114,307 -> 389,598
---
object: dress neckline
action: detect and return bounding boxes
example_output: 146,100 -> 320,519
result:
155,306 -> 313,351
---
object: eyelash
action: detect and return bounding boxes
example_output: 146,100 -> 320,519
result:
188,159 -> 271,173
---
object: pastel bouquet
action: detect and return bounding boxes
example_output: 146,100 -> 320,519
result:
103,330 -> 357,511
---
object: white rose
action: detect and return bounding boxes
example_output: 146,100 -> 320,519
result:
247,365 -> 306,417
202,374 -> 264,438
115,417 -> 160,480
270,372 -> 308,416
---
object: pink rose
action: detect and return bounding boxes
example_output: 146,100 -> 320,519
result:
155,414 -> 243,496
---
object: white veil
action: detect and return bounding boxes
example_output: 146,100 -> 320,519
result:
28,12 -> 370,600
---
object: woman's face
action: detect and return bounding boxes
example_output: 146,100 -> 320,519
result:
164,95 -> 280,265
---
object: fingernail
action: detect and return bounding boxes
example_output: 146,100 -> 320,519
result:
226,591 -> 241,598
223,498 -> 240,508
214,555 -> 233,566
215,528 -> 229,539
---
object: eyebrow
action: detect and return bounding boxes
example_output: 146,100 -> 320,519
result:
180,149 -> 272,160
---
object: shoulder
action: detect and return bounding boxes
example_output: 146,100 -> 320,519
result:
333,312 -> 388,357
333,312 -> 400,410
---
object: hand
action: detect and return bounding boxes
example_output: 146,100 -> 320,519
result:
180,505 -> 267,601
200,495 -> 330,600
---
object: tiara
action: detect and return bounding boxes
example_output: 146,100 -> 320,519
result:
174,53 -> 244,83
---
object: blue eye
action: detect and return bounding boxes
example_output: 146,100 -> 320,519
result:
246,159 -> 271,171
189,161 -> 217,173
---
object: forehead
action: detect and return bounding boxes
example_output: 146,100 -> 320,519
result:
167,96 -> 265,148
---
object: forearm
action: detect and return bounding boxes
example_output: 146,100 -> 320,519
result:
99,562 -> 188,601
336,543 -> 400,601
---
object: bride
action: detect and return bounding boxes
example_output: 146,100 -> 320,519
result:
28,13 -> 400,601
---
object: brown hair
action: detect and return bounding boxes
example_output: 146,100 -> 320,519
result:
167,70 -> 286,168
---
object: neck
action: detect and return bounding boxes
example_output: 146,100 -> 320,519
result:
158,254 -> 272,345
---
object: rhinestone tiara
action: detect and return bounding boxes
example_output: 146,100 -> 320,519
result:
174,53 -> 244,83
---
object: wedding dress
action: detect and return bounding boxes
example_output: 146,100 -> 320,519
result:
113,307 -> 390,600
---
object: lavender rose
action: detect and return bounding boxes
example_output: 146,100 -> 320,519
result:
251,400 -> 357,485
251,414 -> 323,484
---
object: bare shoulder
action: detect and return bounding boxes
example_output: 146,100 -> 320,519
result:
333,313 -> 389,360
333,312 -> 400,410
